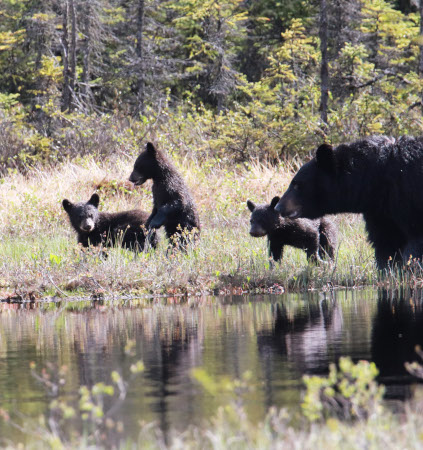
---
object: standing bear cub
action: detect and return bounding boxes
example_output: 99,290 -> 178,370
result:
247,197 -> 337,262
62,193 -> 158,251
129,142 -> 200,248
275,135 -> 423,269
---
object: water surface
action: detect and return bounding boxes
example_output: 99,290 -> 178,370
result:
0,288 -> 422,442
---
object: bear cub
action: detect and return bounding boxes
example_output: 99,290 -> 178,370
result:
247,196 -> 337,262
129,142 -> 200,247
62,193 -> 158,251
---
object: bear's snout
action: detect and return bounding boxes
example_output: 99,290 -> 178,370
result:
128,172 -> 138,183
129,171 -> 146,186
81,219 -> 95,232
249,225 -> 267,238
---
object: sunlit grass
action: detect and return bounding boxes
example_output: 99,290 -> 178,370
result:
0,152 -> 401,299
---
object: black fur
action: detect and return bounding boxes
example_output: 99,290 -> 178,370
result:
62,193 -> 158,251
275,135 -> 423,269
402,239 -> 423,262
247,197 -> 337,262
129,142 -> 200,247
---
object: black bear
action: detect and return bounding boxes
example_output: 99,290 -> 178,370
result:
247,196 -> 337,262
402,239 -> 423,262
129,142 -> 200,247
62,193 -> 158,251
275,135 -> 423,269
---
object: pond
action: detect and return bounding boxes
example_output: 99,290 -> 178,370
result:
0,288 -> 423,443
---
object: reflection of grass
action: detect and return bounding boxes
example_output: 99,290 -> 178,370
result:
0,154 -> 411,299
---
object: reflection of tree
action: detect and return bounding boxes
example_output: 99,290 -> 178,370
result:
0,302 -> 205,442
371,289 -> 423,400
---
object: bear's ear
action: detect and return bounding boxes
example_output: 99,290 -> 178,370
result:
270,196 -> 280,209
88,193 -> 100,208
247,200 -> 256,212
62,199 -> 73,213
146,142 -> 157,154
316,143 -> 335,173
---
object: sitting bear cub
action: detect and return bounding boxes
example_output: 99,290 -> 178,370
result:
247,197 -> 337,262
62,193 -> 158,251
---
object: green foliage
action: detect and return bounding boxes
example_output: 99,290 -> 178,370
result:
0,357 -> 146,448
192,368 -> 253,398
361,0 -> 419,66
0,92 -> 20,109
1,0 -> 423,167
4,356 -> 423,448
302,357 -> 385,422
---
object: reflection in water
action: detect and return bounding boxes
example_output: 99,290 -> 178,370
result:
256,297 -> 345,409
371,289 -> 423,400
0,289 -> 423,443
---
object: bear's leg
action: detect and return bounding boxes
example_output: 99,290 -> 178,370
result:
146,229 -> 159,250
402,239 -> 423,262
149,204 -> 179,229
318,221 -> 336,260
318,234 -> 333,259
268,238 -> 284,262
148,208 -> 167,229
363,214 -> 406,269
146,207 -> 158,228
305,235 -> 321,262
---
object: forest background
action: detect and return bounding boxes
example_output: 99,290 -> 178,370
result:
2,0 -> 423,168
2,0 -> 423,297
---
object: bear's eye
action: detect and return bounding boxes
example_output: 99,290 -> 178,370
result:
292,182 -> 300,191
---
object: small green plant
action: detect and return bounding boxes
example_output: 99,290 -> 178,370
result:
302,357 -> 385,422
0,343 -> 145,448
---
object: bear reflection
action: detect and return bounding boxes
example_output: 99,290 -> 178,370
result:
371,289 -> 423,400
257,300 -> 343,371
256,298 -> 344,407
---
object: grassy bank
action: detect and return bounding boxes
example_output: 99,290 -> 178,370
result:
0,149 -> 386,300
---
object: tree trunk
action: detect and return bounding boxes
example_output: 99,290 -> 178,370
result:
81,0 -> 92,108
69,0 -> 77,111
135,0 -> 145,115
319,0 -> 329,127
61,0 -> 70,112
419,0 -> 423,112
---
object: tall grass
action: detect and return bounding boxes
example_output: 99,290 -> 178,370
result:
0,149 -> 411,300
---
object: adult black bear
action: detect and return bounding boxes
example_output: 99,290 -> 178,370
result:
247,196 -> 337,262
62,193 -> 158,251
129,142 -> 200,248
275,135 -> 423,269
402,239 -> 423,262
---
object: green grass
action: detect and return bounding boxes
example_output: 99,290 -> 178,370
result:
0,214 -> 376,299
0,153 -> 420,300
